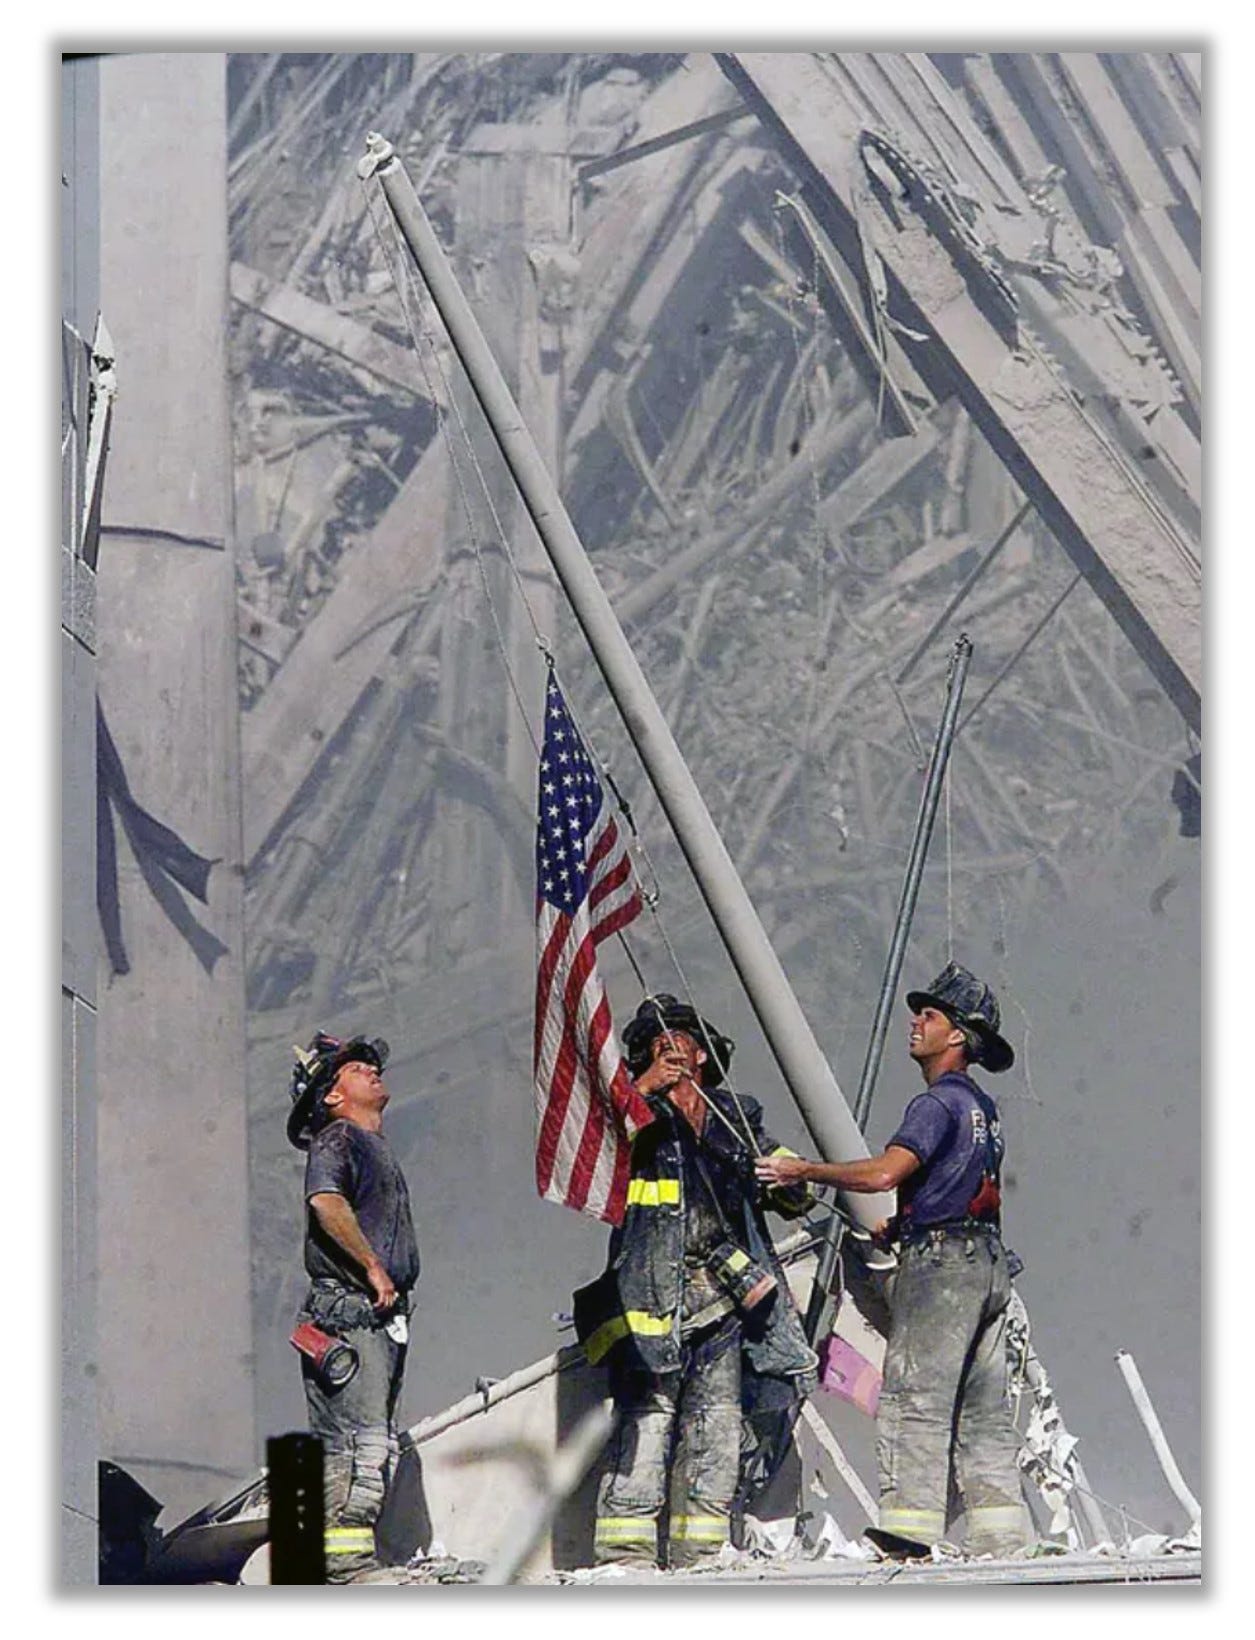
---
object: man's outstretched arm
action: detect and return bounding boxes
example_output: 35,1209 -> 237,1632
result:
754,1144 -> 921,1195
309,1191 -> 397,1310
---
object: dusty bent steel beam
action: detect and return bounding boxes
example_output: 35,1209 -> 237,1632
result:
361,131 -> 893,1235
896,502 -> 1032,684
230,261 -> 445,403
577,104 -> 752,181
719,53 -> 1201,734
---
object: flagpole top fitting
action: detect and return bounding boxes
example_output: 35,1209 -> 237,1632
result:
358,131 -> 398,180
536,635 -> 555,667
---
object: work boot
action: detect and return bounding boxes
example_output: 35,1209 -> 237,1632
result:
864,1526 -> 932,1560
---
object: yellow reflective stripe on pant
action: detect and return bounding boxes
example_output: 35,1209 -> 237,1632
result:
626,1178 -> 680,1207
878,1506 -> 946,1543
670,1513 -> 730,1544
584,1308 -> 673,1366
594,1516 -> 656,1544
967,1504 -> 1026,1543
325,1526 -> 377,1554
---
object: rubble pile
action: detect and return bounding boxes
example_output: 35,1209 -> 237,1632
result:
226,51 -> 1199,1034
224,49 -> 1200,1372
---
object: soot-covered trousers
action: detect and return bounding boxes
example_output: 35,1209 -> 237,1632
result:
301,1305 -> 407,1582
876,1231 -> 1027,1556
595,1317 -> 742,1568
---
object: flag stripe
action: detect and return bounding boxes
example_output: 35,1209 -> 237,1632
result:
591,892 -> 643,946
532,676 -> 649,1225
588,851 -> 632,913
533,913 -> 575,1194
567,990 -> 613,1209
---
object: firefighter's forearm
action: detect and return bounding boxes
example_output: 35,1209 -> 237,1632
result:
801,1151 -> 914,1193
758,1142 -> 918,1194
804,1158 -> 890,1191
309,1192 -> 385,1277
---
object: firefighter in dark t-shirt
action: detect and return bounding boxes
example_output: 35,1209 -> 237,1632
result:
756,962 -> 1028,1560
286,1031 -> 420,1582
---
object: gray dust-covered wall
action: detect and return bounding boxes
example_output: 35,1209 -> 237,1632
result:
61,52 -> 100,1587
93,52 -> 255,1526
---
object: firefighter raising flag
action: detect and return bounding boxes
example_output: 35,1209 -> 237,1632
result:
533,673 -> 653,1224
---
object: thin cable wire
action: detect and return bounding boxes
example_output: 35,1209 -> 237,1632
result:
361,176 -> 545,755
363,177 -> 535,632
959,572 -> 1083,735
637,903 -> 764,1157
993,875 -> 1041,1108
613,927 -> 648,991
945,749 -> 954,961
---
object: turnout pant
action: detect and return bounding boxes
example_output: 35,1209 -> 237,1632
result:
876,1231 -> 1027,1556
300,1291 -> 407,1582
595,1317 -> 741,1568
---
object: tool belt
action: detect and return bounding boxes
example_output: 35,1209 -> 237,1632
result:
899,1216 -> 1002,1247
300,1276 -> 409,1335
898,1218 -> 1023,1278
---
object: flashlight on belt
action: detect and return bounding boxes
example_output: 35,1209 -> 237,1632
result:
709,1240 -> 778,1312
290,1321 -> 360,1389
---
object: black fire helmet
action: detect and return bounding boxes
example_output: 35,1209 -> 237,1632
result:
286,1030 -> 390,1150
620,993 -> 735,1089
905,961 -> 1014,1074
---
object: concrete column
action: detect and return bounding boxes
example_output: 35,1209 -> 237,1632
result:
61,53 -> 101,1587
96,52 -> 254,1525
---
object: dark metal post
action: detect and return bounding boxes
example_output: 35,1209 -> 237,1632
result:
853,634 -> 973,1131
804,635 -> 973,1343
267,1432 -> 325,1585
896,506 -> 1029,686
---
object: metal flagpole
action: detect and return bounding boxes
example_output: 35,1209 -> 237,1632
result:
804,635 -> 972,1344
853,635 -> 973,1132
359,130 -> 893,1236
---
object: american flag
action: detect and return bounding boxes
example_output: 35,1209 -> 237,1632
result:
533,673 -> 653,1224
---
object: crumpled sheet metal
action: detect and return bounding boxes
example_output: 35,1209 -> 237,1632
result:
1020,1393 -> 1083,1539
1004,1291 -> 1087,1543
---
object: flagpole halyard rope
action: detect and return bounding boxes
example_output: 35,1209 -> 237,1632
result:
362,177 -> 544,757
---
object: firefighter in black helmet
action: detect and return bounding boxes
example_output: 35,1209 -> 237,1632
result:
575,994 -> 817,1570
287,1031 -> 420,1582
756,962 -> 1027,1560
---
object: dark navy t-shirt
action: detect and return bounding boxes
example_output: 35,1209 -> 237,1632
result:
304,1119 -> 421,1293
888,1070 -> 1003,1229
